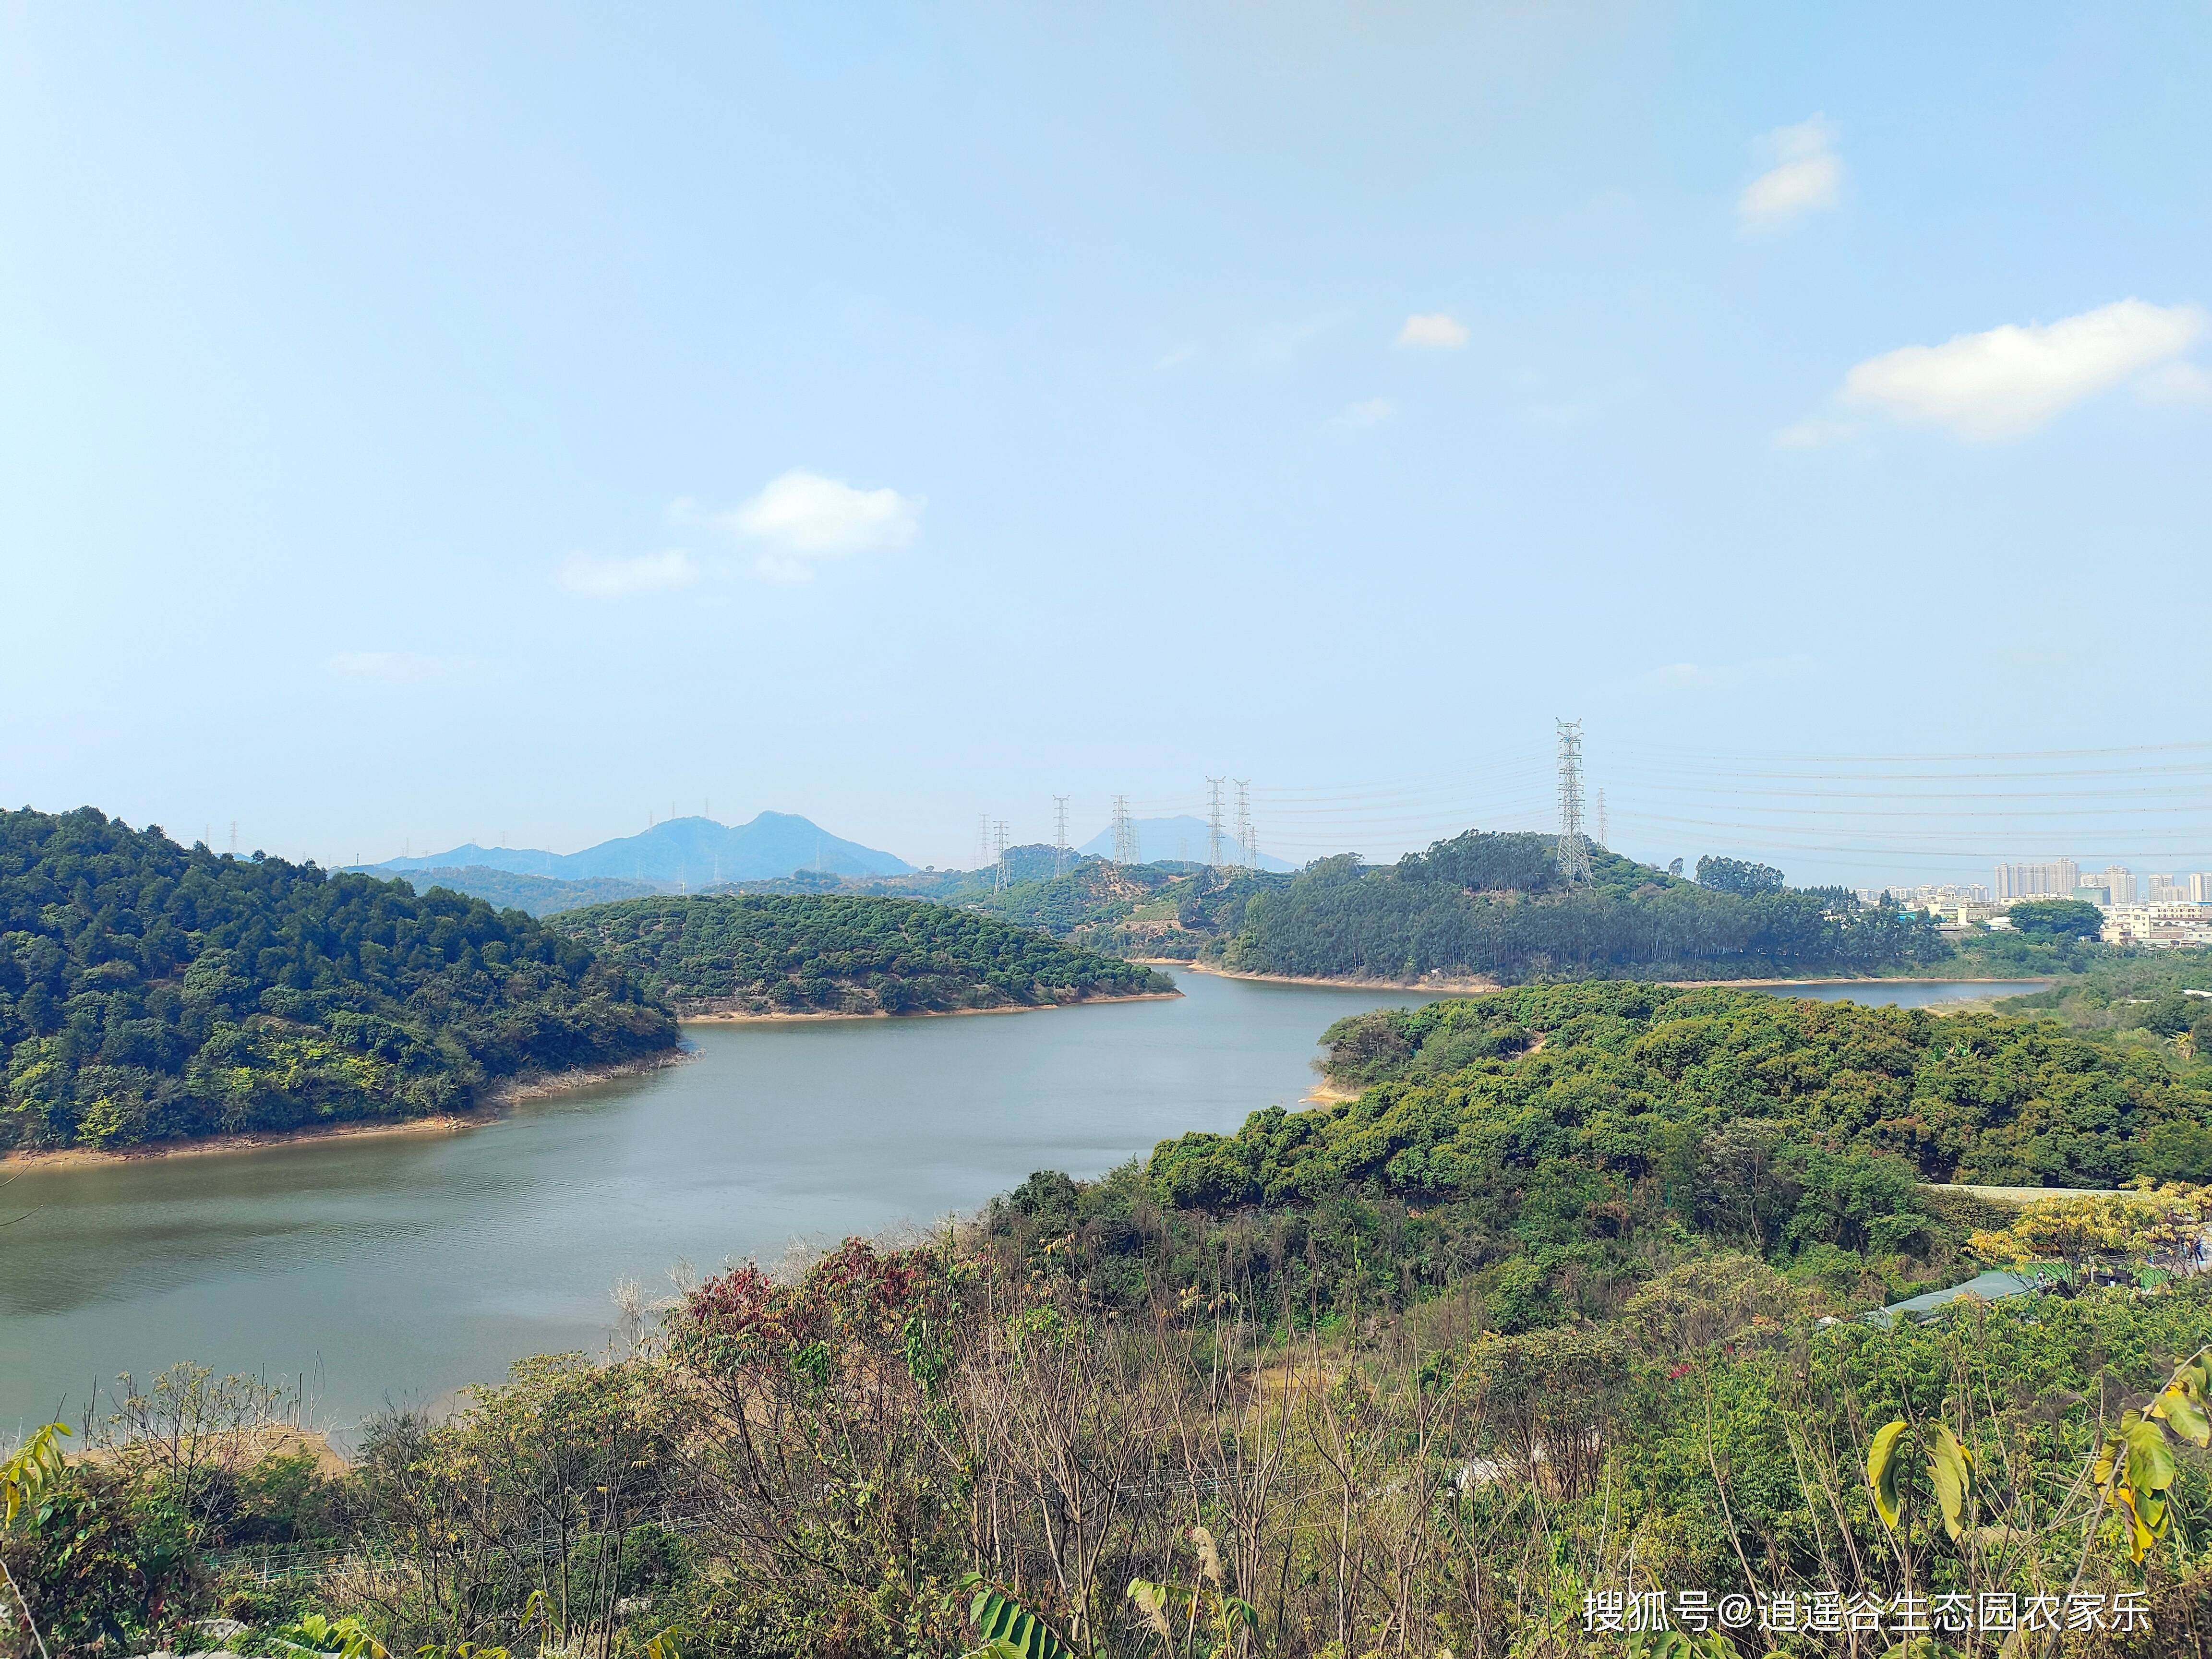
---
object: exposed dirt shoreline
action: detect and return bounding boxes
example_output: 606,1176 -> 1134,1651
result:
678,989 -> 1181,1024
1135,960 -> 1503,994
1141,961 -> 2051,999
0,1051 -> 693,1169
0,994 -> 1186,1166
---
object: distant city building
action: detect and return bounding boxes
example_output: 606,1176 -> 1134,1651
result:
1855,882 -> 1991,908
2149,874 -> 2186,902
1994,859 -> 2080,902
2096,865 -> 2138,904
2102,901 -> 2212,949
2192,873 -> 2212,903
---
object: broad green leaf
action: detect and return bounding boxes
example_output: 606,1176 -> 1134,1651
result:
1927,1423 -> 1973,1541
2124,1419 -> 2177,1496
1867,1419 -> 1909,1530
971,1586 -> 1077,1659
2153,1381 -> 2211,1448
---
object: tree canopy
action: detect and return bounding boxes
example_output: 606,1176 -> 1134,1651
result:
1217,831 -> 1946,982
0,808 -> 677,1151
545,892 -> 1176,1015
2009,898 -> 2107,939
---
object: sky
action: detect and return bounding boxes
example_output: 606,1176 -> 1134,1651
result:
4,4 -> 2209,886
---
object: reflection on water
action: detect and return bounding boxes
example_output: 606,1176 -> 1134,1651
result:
0,972 -> 1422,1435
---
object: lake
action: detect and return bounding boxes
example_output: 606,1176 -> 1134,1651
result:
0,971 -> 2045,1438
0,972 -> 1427,1438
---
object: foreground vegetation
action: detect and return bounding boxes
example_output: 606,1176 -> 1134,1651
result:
0,808 -> 677,1152
546,893 -> 1175,1016
11,1238 -> 2212,1657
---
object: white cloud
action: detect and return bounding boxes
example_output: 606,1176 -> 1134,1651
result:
326,650 -> 493,686
1737,116 -> 1842,230
1812,298 -> 2209,441
1153,342 -> 1199,372
729,470 -> 922,557
553,548 -> 700,598
1329,397 -> 1396,430
2135,359 -> 2212,406
1396,312 -> 1469,350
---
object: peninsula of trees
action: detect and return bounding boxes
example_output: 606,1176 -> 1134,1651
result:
0,808 -> 678,1152
543,892 -> 1176,1016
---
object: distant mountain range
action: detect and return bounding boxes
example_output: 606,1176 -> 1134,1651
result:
1075,815 -> 1293,872
357,813 -> 914,886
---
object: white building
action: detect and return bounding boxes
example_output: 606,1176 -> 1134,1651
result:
2101,902 -> 2212,949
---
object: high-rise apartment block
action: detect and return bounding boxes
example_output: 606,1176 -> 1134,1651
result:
1993,859 -> 2080,901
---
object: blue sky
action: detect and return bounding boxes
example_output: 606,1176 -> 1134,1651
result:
4,4 -> 2208,884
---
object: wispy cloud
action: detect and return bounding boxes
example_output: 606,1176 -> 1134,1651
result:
1251,316 -> 1333,365
553,548 -> 700,598
1521,402 -> 1592,428
1328,397 -> 1396,430
1738,116 -> 1842,231
2135,359 -> 2212,406
1152,342 -> 1199,372
1644,654 -> 1815,697
1781,298 -> 2207,445
326,650 -> 494,686
1395,312 -> 1469,350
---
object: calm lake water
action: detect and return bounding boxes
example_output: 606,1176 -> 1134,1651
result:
0,972 -> 2046,1438
0,972 -> 1426,1439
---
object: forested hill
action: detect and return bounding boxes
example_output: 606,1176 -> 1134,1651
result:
1219,830 -> 1947,982
1098,980 -> 2212,1335
0,808 -> 677,1152
546,893 -> 1176,1016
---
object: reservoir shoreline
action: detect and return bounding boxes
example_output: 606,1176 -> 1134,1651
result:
0,993 -> 1185,1169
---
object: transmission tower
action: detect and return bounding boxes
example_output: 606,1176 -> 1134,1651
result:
1555,721 -> 1592,883
1052,796 -> 1070,877
993,820 -> 1010,892
1109,795 -> 1138,866
1232,780 -> 1252,874
976,814 -> 990,872
1595,788 -> 1608,850
1205,777 -> 1226,872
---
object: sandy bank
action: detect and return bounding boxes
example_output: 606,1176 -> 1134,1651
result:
680,989 -> 1180,1025
1166,962 -> 1502,995
1660,976 -> 2054,991
1,1051 -> 691,1168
